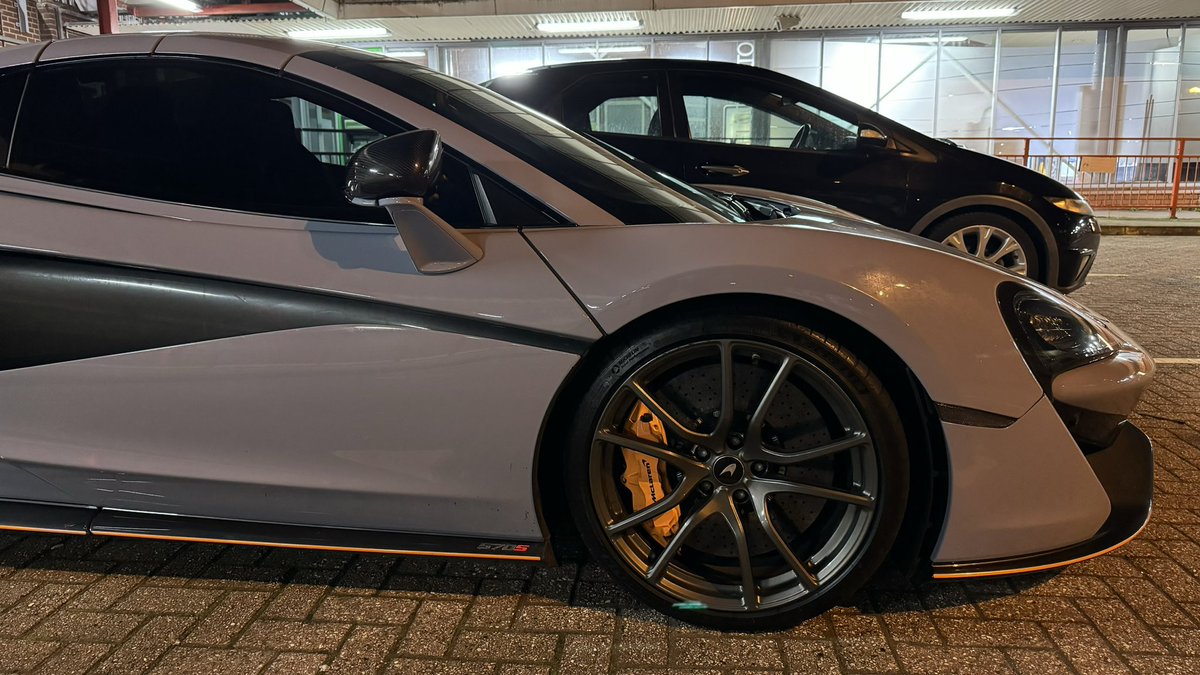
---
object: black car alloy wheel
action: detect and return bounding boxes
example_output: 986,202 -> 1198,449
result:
566,315 -> 909,629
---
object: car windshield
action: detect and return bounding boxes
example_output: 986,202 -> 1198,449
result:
301,48 -> 727,226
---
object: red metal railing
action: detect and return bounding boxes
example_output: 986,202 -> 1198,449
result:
947,137 -> 1200,218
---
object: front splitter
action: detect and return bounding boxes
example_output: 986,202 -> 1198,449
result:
931,421 -> 1153,579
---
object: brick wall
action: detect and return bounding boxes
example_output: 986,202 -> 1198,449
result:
1,0 -> 59,44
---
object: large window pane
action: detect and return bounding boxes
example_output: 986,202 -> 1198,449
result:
995,30 -> 1057,155
710,39 -> 761,66
1183,25 -> 1200,156
652,40 -> 707,60
937,31 -> 998,143
491,45 -> 543,78
878,33 -> 937,134
544,40 -> 650,65
770,39 -> 821,86
1054,29 -> 1117,156
1121,27 -> 1183,146
822,35 -> 879,109
443,46 -> 489,83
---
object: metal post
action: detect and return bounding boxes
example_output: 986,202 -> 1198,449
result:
1023,138 -> 1031,168
97,0 -> 118,34
1169,138 -> 1185,219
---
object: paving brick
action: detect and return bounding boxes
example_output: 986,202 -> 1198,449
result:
326,625 -> 399,674
149,646 -> 274,675
32,642 -> 112,675
397,600 -> 467,657
312,595 -> 418,625
181,590 -> 271,646
236,619 -> 352,652
674,635 -> 785,669
450,631 -> 558,663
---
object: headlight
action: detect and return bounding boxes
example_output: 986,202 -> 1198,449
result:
1046,196 -> 1094,216
1001,285 -> 1117,379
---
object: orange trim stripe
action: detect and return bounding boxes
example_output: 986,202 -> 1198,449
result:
0,524 -> 87,536
99,530 -> 542,561
931,511 -> 1150,580
0,524 -> 541,562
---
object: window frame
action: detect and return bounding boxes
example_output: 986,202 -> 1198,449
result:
560,69 -> 671,140
667,68 -> 870,155
3,56 -> 565,230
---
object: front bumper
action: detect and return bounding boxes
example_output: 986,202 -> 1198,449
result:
928,344 -> 1154,577
931,421 -> 1152,579
1051,213 -> 1100,293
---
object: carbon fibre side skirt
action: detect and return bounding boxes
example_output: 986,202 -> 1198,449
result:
0,499 -> 544,561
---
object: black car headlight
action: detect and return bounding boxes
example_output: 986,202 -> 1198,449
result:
1000,284 -> 1117,381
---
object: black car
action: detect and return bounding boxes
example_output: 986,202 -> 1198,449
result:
486,59 -> 1100,292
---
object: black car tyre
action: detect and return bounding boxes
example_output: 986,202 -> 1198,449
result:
564,312 -> 909,630
927,211 -> 1041,280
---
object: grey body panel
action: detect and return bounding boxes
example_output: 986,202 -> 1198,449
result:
933,396 -> 1110,562
526,219 -> 1044,419
39,34 -> 164,62
0,325 -> 575,539
0,35 -> 1153,570
1053,349 -> 1155,417
0,177 -> 600,340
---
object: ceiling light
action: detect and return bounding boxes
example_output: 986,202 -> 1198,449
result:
159,0 -> 201,12
901,7 -> 1018,21
288,27 -> 389,40
557,45 -> 646,55
536,19 -> 642,34
1189,86 -> 1200,95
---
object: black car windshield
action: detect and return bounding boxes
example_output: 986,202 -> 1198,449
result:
301,48 -> 726,226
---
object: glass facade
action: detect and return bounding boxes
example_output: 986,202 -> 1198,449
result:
368,22 -> 1200,150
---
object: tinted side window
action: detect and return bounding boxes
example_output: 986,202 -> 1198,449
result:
0,70 -> 27,168
677,74 -> 860,152
562,72 -> 664,137
9,59 -> 388,222
9,58 -> 560,228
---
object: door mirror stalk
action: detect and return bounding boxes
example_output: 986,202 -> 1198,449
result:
345,130 -> 482,274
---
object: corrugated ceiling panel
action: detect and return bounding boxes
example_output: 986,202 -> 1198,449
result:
82,1 -> 1200,40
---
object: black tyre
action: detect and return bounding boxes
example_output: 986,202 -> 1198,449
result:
564,312 -> 909,630
927,211 -> 1041,281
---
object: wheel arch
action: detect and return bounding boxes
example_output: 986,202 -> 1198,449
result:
911,196 -> 1058,285
533,292 -> 948,574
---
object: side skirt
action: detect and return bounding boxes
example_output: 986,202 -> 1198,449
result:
0,499 -> 544,562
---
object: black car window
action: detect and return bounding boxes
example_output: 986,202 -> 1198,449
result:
676,73 -> 860,152
7,58 -> 557,229
561,72 -> 664,138
0,70 -> 27,168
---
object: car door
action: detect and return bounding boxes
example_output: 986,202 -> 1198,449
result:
0,56 -> 596,542
666,69 -> 912,227
555,68 -> 687,177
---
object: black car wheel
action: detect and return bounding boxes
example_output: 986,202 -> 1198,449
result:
565,313 -> 909,629
928,212 -> 1041,280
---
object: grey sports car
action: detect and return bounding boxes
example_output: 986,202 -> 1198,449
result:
0,35 -> 1154,629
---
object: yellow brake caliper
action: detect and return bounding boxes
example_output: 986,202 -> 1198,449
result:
620,402 -> 682,543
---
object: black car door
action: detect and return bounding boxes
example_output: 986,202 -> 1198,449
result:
665,69 -> 913,227
556,68 -> 687,177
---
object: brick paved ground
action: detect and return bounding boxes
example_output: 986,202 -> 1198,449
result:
1,236 -> 1198,674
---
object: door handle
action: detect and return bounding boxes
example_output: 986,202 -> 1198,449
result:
700,164 -> 750,177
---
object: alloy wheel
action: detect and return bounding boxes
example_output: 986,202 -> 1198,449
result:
940,224 -> 1029,275
588,339 -> 880,612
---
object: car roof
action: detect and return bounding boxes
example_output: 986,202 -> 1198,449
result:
0,33 -> 339,72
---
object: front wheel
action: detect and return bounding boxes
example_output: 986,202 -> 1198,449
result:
564,314 -> 909,630
927,211 -> 1041,280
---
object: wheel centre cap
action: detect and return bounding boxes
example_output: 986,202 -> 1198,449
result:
712,456 -> 745,485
